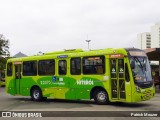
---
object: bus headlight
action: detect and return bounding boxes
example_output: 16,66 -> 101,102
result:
136,86 -> 141,93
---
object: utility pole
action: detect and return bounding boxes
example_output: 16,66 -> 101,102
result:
85,34 -> 91,50
85,40 -> 91,50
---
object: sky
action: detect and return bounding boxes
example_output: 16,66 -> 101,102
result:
1,0 -> 160,56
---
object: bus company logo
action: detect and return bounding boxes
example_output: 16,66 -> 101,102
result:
77,79 -> 94,85
52,76 -> 57,82
2,112 -> 11,117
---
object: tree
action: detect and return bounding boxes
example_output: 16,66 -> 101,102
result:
0,57 -> 6,71
0,34 -> 10,71
0,34 -> 10,57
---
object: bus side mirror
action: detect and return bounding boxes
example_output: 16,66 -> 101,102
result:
131,61 -> 135,69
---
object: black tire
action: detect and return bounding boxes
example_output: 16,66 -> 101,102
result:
93,89 -> 109,105
31,87 -> 43,101
42,97 -> 47,101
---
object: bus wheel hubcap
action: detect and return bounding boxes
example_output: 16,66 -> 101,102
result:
33,90 -> 39,99
97,92 -> 106,102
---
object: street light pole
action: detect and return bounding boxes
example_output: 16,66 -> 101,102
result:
85,40 -> 91,50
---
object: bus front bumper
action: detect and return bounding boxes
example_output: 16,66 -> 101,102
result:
133,87 -> 155,102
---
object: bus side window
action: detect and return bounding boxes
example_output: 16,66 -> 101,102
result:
58,60 -> 67,75
7,63 -> 12,76
125,63 -> 130,82
70,58 -> 81,75
83,56 -> 105,74
23,61 -> 37,76
38,60 -> 55,75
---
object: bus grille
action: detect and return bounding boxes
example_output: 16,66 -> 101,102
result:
141,90 -> 152,101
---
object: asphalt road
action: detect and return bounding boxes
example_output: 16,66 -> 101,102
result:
0,87 -> 160,120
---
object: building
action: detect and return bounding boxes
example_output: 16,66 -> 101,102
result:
137,23 -> 160,49
13,52 -> 27,58
151,23 -> 160,48
137,32 -> 151,49
137,23 -> 160,66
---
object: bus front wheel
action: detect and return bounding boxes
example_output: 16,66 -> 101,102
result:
31,87 -> 43,101
93,89 -> 109,105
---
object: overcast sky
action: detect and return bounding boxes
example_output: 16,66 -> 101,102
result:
1,0 -> 160,56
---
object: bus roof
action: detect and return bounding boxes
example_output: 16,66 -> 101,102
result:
7,48 -> 136,62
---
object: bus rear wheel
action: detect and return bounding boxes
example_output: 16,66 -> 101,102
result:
93,89 -> 109,105
31,87 -> 43,101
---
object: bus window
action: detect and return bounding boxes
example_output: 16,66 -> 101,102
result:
7,63 -> 12,76
83,56 -> 105,74
23,61 -> 37,76
110,59 -> 116,78
118,59 -> 124,78
70,58 -> 81,75
38,60 -> 55,75
125,63 -> 130,82
58,60 -> 67,75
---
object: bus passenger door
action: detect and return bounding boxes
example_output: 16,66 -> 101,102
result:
110,58 -> 126,100
55,59 -> 69,99
14,64 -> 22,95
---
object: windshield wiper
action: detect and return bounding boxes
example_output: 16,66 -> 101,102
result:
134,57 -> 148,82
133,57 -> 144,73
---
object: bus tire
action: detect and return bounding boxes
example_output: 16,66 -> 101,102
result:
31,87 -> 43,101
42,97 -> 47,101
93,89 -> 109,105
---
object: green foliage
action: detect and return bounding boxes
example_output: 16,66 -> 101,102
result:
0,57 -> 6,70
0,34 -> 10,70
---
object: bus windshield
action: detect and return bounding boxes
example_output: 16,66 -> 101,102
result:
130,56 -> 152,83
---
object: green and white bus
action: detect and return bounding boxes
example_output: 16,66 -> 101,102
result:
6,48 -> 155,104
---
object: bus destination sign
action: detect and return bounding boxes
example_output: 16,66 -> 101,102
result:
109,54 -> 124,58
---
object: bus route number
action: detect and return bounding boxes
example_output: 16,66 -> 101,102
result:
40,80 -> 51,85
